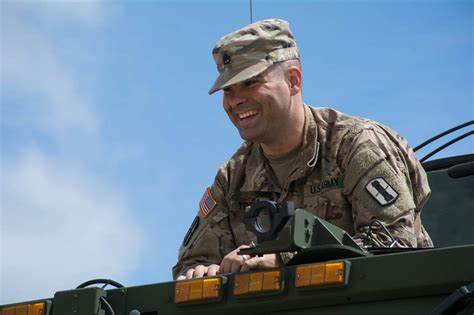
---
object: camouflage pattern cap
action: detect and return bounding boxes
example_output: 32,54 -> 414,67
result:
208,18 -> 299,95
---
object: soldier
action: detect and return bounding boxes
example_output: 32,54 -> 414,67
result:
173,18 -> 433,280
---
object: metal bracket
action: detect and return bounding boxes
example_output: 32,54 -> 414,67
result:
52,287 -> 107,315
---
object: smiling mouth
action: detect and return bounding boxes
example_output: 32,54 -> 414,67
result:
235,109 -> 259,128
236,109 -> 258,120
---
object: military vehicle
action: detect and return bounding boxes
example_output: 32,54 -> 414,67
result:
1,121 -> 473,315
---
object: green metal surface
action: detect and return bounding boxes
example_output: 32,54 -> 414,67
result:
98,245 -> 473,315
240,208 -> 364,259
52,288 -> 106,315
268,295 -> 448,315
423,169 -> 474,247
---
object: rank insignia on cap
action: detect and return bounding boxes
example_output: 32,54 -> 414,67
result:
365,177 -> 399,206
199,187 -> 217,218
222,53 -> 231,65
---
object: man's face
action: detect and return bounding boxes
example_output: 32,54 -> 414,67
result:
222,65 -> 292,144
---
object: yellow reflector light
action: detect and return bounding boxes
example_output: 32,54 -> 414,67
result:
29,303 -> 45,315
295,261 -> 345,288
234,270 -> 281,296
16,305 -> 28,315
1,302 -> 45,315
174,277 -> 221,303
0,307 -> 15,315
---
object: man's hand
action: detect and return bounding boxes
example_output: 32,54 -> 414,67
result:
219,244 -> 281,274
240,253 -> 280,272
218,245 -> 251,274
176,264 -> 220,280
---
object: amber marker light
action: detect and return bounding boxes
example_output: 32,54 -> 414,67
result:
174,277 -> 222,304
1,302 -> 45,315
234,270 -> 282,296
0,306 -> 15,315
295,261 -> 346,288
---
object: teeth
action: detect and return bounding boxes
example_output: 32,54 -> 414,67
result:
237,110 -> 258,119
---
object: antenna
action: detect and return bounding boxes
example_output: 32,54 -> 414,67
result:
250,0 -> 253,23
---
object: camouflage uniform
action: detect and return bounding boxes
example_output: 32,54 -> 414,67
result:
173,105 -> 433,278
173,19 -> 433,278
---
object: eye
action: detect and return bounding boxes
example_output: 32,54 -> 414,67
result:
244,78 -> 259,87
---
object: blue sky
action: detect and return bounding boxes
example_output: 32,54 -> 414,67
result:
1,0 -> 472,304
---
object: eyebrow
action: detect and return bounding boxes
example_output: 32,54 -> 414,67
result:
223,74 -> 264,92
245,74 -> 264,83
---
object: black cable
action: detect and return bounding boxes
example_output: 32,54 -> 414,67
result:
366,219 -> 398,248
414,120 -> 473,152
420,131 -> 474,163
100,297 -> 115,315
76,278 -> 125,289
75,279 -> 123,315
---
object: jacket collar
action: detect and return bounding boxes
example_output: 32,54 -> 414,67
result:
240,104 -> 319,193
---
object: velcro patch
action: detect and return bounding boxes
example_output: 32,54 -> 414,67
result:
365,177 -> 399,206
344,149 -> 385,194
182,216 -> 200,247
199,187 -> 217,218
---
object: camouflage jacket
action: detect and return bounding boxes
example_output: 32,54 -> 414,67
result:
173,105 -> 433,278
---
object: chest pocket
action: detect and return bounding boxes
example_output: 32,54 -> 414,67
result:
303,172 -> 346,218
304,183 -> 355,234
302,192 -> 329,220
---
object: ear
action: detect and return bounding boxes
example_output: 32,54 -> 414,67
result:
287,66 -> 302,96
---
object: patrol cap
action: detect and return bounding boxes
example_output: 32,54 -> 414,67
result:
208,18 -> 299,95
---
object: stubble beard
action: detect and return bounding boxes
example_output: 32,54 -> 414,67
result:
237,124 -> 267,143
237,104 -> 291,145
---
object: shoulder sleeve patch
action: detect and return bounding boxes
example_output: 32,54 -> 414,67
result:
348,158 -> 415,221
365,177 -> 399,206
199,187 -> 217,218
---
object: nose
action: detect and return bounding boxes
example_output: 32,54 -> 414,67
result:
224,92 -> 247,111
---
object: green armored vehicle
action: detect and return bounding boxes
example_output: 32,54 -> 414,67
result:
2,122 -> 473,315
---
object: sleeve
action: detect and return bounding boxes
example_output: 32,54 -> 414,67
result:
339,126 -> 429,248
172,167 -> 237,279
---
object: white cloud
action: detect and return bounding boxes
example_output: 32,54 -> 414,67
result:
2,0 -> 110,28
0,2 -> 143,304
0,2 -> 99,135
34,0 -> 107,27
0,150 -> 146,304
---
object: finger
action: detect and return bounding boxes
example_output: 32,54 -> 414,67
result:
220,245 -> 249,274
236,245 -> 250,256
230,258 -> 244,273
219,259 -> 228,274
176,275 -> 186,281
241,256 -> 260,272
185,268 -> 195,279
193,265 -> 207,278
221,255 -> 235,274
207,264 -> 219,276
